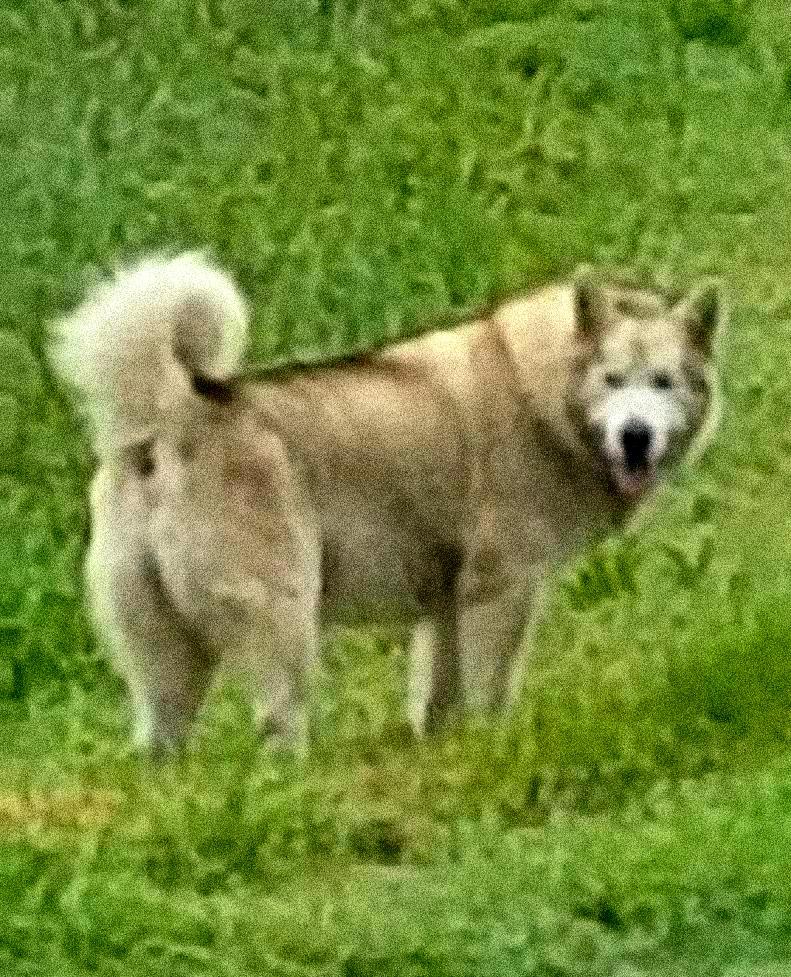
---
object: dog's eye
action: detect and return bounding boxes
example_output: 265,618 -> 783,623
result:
651,371 -> 674,391
604,371 -> 626,389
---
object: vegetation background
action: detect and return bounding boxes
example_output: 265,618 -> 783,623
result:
3,0 -> 791,973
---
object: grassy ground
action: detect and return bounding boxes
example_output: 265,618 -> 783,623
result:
5,0 -> 791,972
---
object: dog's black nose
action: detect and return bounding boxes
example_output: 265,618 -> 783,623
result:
621,422 -> 652,470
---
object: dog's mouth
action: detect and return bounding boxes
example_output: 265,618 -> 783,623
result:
610,460 -> 659,501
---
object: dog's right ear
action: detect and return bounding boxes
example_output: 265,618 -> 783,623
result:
573,265 -> 610,341
672,279 -> 725,357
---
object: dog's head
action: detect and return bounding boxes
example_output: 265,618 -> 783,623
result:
567,267 -> 725,502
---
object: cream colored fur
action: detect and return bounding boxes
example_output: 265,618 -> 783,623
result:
50,254 -> 724,753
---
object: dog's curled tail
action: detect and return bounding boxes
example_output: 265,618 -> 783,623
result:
51,252 -> 249,454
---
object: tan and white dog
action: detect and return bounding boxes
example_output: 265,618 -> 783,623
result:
51,254 -> 724,753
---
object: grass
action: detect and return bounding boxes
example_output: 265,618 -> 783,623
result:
5,0 -> 791,972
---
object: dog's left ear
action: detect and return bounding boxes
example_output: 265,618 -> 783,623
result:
673,279 -> 725,356
573,265 -> 611,341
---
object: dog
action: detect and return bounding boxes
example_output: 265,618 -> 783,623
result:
50,254 -> 725,754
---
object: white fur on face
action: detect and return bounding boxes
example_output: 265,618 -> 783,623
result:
591,385 -> 686,468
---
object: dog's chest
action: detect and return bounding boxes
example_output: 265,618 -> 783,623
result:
476,420 -> 625,561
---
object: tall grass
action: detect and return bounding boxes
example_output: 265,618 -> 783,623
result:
3,0 -> 791,972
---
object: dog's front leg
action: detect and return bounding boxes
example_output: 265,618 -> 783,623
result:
454,563 -> 541,718
406,605 -> 461,737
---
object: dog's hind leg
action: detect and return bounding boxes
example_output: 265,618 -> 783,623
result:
121,619 -> 215,757
219,583 -> 320,756
86,471 -> 216,756
88,542 -> 216,756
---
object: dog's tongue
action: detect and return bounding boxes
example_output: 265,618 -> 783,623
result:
614,466 -> 655,501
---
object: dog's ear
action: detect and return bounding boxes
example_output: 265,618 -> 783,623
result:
573,265 -> 610,341
673,279 -> 725,356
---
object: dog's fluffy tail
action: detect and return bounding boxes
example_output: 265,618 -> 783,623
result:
51,252 -> 249,455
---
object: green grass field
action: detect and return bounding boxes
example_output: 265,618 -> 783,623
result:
5,0 -> 791,972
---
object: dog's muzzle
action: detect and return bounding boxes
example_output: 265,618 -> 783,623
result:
622,421 -> 652,471
611,420 -> 658,500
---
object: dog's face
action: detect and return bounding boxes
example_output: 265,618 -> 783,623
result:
567,269 -> 724,501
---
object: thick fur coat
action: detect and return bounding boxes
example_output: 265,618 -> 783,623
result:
51,255 -> 724,752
